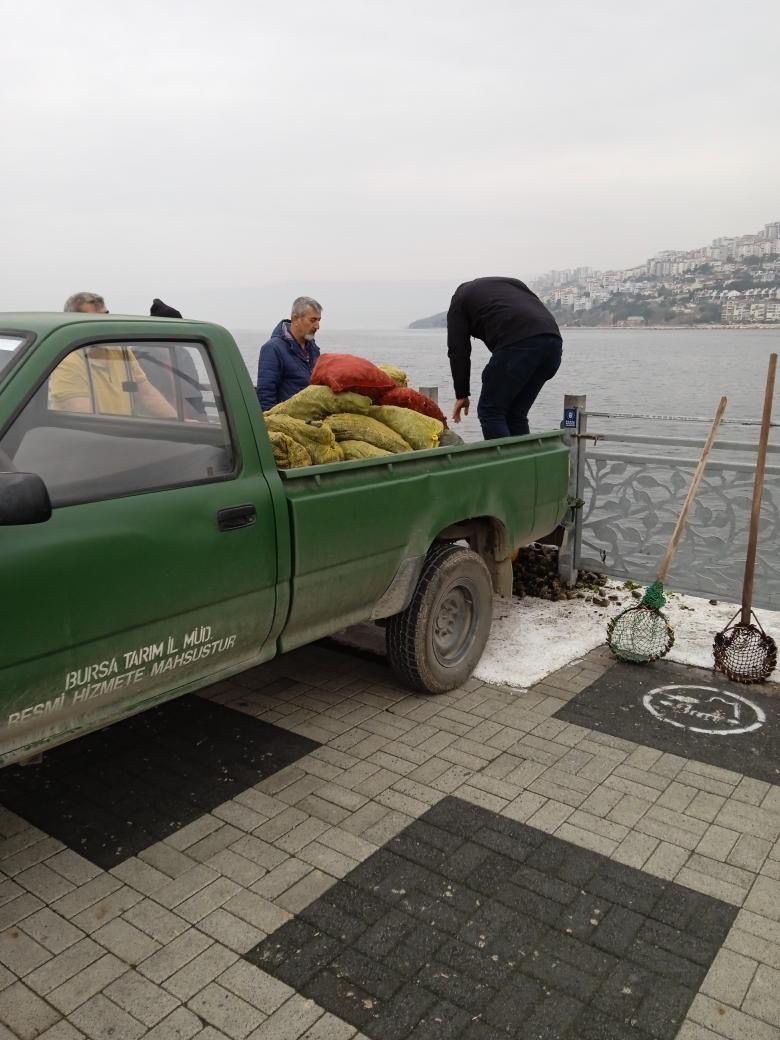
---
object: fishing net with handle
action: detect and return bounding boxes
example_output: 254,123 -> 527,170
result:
607,581 -> 675,663
713,354 -> 778,684
607,397 -> 728,664
713,611 -> 778,684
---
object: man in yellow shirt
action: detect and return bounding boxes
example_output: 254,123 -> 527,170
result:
52,292 -> 175,418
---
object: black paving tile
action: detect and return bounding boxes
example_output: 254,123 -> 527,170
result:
305,970 -> 377,1029
483,974 -> 544,1031
416,960 -> 495,1014
445,840 -> 493,882
354,909 -> 418,959
557,890 -> 613,941
299,895 -> 369,944
323,881 -> 388,926
627,937 -> 708,990
330,948 -> 405,1000
592,906 -> 647,959
408,1000 -> 472,1040
245,796 -> 736,1039
592,961 -> 657,1021
0,695 -> 319,869
635,981 -> 695,1040
436,935 -> 513,988
258,924 -> 342,988
554,659 -> 780,785
460,1022 -> 512,1040
577,1007 -> 655,1040
369,982 -> 437,1040
522,992 -> 585,1040
383,922 -> 445,978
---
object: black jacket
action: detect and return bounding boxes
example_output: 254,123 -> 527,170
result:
447,276 -> 561,398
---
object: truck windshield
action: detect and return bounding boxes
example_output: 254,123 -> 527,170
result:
0,335 -> 25,376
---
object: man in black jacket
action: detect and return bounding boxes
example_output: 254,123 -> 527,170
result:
447,276 -> 562,439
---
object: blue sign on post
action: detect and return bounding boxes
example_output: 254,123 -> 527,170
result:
563,407 -> 578,429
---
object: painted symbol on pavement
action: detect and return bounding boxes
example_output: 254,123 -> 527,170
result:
642,684 -> 765,736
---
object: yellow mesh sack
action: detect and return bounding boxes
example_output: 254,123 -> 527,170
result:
268,431 -> 312,469
339,440 -> 393,460
265,414 -> 344,465
267,385 -> 372,421
323,413 -> 412,454
378,364 -> 408,388
369,405 -> 443,451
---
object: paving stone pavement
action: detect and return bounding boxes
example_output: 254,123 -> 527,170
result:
0,641 -> 778,1039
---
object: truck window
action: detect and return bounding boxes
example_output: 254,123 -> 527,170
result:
0,340 -> 235,506
0,335 -> 26,376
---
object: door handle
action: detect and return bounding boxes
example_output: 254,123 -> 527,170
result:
217,504 -> 257,531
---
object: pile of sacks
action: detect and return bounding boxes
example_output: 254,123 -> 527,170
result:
264,354 -> 456,469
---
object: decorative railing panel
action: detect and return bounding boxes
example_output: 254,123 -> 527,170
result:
579,451 -> 780,610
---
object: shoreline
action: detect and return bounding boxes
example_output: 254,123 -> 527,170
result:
408,323 -> 780,332
558,323 -> 780,331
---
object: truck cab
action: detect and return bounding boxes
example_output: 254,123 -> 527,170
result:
0,315 -> 570,766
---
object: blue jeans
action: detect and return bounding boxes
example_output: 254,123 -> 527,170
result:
477,334 -> 562,439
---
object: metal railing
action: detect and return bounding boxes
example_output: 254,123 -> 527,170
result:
558,396 -> 780,610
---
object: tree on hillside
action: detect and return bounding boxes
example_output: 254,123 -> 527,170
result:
696,302 -> 721,322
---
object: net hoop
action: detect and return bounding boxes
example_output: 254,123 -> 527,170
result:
607,604 -> 675,664
713,610 -> 777,684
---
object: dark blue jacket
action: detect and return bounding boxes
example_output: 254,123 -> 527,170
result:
256,320 -> 320,411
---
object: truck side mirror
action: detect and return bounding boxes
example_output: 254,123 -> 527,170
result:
0,472 -> 52,525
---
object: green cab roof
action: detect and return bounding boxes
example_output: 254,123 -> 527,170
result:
0,313 -> 216,337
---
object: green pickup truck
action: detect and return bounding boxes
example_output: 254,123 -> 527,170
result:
0,314 -> 569,766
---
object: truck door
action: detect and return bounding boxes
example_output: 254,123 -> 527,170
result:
0,327 -> 278,763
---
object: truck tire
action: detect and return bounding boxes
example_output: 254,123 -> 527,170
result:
386,543 -> 493,694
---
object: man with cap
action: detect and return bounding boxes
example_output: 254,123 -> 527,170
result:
150,298 -> 183,319
141,299 -> 205,418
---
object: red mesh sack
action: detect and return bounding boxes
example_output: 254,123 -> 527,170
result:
311,354 -> 395,401
378,387 -> 448,427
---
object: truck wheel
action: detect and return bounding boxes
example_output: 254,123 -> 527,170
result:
386,543 -> 493,694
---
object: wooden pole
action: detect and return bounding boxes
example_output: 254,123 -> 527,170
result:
740,353 -> 777,624
657,396 -> 728,582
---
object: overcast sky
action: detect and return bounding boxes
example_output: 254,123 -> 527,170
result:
2,0 -> 778,327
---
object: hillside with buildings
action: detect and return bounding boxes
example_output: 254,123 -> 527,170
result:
409,221 -> 780,328
534,220 -> 780,327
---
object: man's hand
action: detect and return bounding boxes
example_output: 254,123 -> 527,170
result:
452,397 -> 470,424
